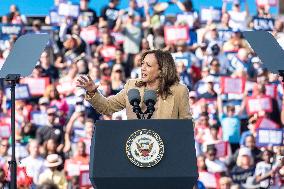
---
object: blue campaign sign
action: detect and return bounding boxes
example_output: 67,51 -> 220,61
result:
253,16 -> 275,31
0,24 -> 23,40
256,128 -> 283,147
4,84 -> 31,100
218,29 -> 234,42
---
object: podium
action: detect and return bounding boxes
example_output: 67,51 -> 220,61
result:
89,119 -> 198,189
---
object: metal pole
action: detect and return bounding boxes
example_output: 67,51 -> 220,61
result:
10,79 -> 17,189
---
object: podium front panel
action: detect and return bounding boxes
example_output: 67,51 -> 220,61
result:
90,119 -> 197,189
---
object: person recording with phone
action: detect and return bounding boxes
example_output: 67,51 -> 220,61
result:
76,49 -> 191,119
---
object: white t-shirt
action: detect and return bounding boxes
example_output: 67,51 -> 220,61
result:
205,158 -> 227,173
255,161 -> 272,188
21,156 -> 46,184
228,10 -> 247,31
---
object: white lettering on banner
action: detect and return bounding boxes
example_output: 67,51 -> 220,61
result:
253,17 -> 274,31
164,26 -> 189,44
258,129 -> 282,145
31,112 -> 49,126
247,97 -> 272,114
5,84 -> 30,100
200,8 -> 221,23
1,26 -> 21,35
221,77 -> 245,94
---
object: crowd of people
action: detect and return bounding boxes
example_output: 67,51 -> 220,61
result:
1,0 -> 284,188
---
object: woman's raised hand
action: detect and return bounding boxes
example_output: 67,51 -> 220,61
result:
76,75 -> 99,92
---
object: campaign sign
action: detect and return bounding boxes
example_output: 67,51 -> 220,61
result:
164,26 -> 189,45
253,17 -> 275,31
5,84 -> 30,100
246,96 -> 272,115
214,141 -> 229,158
220,77 -> 246,94
0,24 -> 23,40
198,171 -> 220,189
256,0 -> 278,7
265,84 -> 277,98
200,7 -> 222,23
136,0 -> 157,7
0,123 -> 10,139
256,128 -> 283,146
255,117 -> 280,129
20,77 -> 50,96
56,80 -> 75,95
218,29 -> 233,42
111,32 -> 124,44
100,45 -> 116,61
80,25 -> 98,44
58,3 -> 80,18
31,111 -> 49,127
79,170 -> 92,187
49,10 -> 65,25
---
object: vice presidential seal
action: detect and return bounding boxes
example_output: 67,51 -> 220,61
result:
125,129 -> 164,168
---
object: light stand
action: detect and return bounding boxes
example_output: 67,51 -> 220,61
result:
5,74 -> 20,189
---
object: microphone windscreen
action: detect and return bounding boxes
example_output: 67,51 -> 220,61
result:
127,89 -> 141,105
144,90 -> 157,104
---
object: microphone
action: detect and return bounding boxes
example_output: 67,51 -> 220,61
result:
128,89 -> 143,119
143,90 -> 157,119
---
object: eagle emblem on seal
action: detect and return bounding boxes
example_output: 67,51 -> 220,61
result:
126,129 -> 164,168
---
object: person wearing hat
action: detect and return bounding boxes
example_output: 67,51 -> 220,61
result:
198,75 -> 217,100
38,154 -> 67,189
230,147 -> 256,184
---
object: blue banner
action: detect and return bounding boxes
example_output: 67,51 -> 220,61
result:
0,24 -> 23,40
256,128 -> 283,147
5,84 -> 31,100
253,17 -> 275,31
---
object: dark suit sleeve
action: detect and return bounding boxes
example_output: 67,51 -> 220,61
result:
178,85 -> 191,119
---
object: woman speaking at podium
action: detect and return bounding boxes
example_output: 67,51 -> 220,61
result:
76,49 -> 191,119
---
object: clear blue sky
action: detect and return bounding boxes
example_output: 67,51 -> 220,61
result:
0,0 -> 279,17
